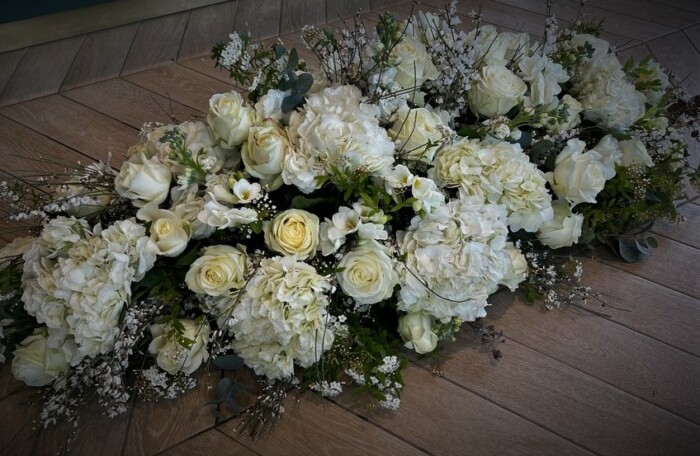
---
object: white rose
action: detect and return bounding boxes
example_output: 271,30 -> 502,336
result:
206,91 -> 255,148
389,108 -> 451,163
499,243 -> 528,290
398,312 -> 438,354
620,139 -> 653,168
185,245 -> 249,296
548,139 -> 606,207
12,330 -> 69,387
148,318 -> 210,375
136,203 -> 191,257
115,152 -> 172,207
241,121 -> 290,190
263,209 -> 319,259
337,240 -> 397,305
392,35 -> 439,89
537,199 -> 584,249
470,65 -> 527,117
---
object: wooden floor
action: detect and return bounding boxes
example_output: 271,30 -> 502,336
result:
1,0 -> 699,454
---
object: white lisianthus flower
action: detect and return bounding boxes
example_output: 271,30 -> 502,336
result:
254,89 -> 289,122
499,242 -> 528,291
115,152 -> 171,207
206,91 -> 255,148
231,179 -> 262,204
197,197 -> 258,229
241,121 -> 290,190
263,209 -> 319,260
519,53 -> 569,109
591,135 -> 623,179
537,199 -> 584,249
389,108 -> 452,163
547,139 -> 607,207
137,203 -> 191,257
398,312 -> 438,354
337,240 -> 398,305
392,35 -> 439,89
185,244 -> 249,296
620,139 -> 653,168
232,256 -> 334,380
12,330 -> 69,387
148,318 -> 211,375
469,65 -> 527,117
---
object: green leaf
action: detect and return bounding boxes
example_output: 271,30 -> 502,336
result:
516,130 -> 532,149
291,195 -> 332,209
287,48 -> 299,69
618,237 -> 647,263
296,72 -> 314,94
458,125 -> 480,138
213,355 -> 245,371
529,139 -> 554,162
274,43 -> 286,60
282,93 -> 304,113
645,236 -> 659,249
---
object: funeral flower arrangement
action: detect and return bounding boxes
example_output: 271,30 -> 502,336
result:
0,1 -> 698,434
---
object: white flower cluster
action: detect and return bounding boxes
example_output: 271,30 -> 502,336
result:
397,195 -> 525,322
20,217 -> 157,368
231,256 -> 334,380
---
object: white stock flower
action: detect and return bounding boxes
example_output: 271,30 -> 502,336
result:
207,91 -> 255,147
469,65 -> 527,117
337,240 -> 398,305
548,139 -> 606,207
263,209 -> 319,260
185,245 -> 249,296
197,197 -> 258,229
12,330 -> 69,387
115,152 -> 171,208
137,203 -> 191,257
411,177 -> 445,215
537,199 -> 584,249
149,319 -> 211,375
398,312 -> 438,354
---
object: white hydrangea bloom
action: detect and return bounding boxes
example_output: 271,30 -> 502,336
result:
397,195 -> 515,321
231,256 -> 334,380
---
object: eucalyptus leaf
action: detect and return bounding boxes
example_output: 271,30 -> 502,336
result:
617,237 -> 648,263
645,236 -> 659,248
213,354 -> 245,371
634,237 -> 653,256
287,48 -> 299,70
296,72 -> 314,95
291,195 -> 332,209
516,130 -> 532,149
215,377 -> 234,402
458,125 -> 480,138
529,139 -> 554,162
282,93 -> 304,113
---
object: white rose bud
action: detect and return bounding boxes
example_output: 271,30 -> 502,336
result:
537,199 -> 584,249
337,241 -> 398,305
389,108 -> 451,163
148,318 -> 210,375
185,245 -> 249,296
392,36 -> 439,89
547,139 -> 606,207
241,121 -> 291,190
398,312 -> 438,354
263,209 -> 319,259
137,203 -> 191,257
12,330 -> 69,387
115,152 -> 172,207
469,65 -> 527,117
207,91 -> 255,148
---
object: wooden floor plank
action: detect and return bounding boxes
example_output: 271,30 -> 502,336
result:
123,369 -> 221,455
415,331 -> 700,456
218,394 -> 429,456
652,0 -> 700,14
0,389 -> 39,456
334,365 -> 593,456
647,30 -> 700,96
685,24 -> 700,54
160,428 -> 260,456
123,63 -> 235,113
600,236 -> 700,299
652,202 -> 700,249
579,259 -> 700,356
63,78 -> 203,129
584,0 -> 700,28
484,291 -> 700,424
177,55 -> 236,84
0,95 -> 137,167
